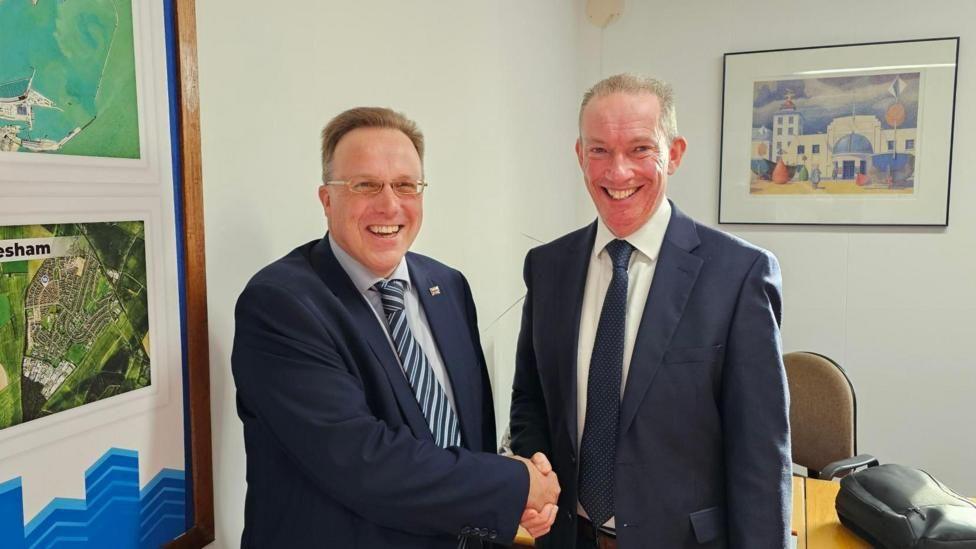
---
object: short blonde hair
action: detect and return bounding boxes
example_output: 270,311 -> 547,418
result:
320,107 -> 424,182
579,73 -> 678,144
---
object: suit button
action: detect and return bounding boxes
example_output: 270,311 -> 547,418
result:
570,455 -> 576,463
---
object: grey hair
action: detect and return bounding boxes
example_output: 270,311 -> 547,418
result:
579,73 -> 678,144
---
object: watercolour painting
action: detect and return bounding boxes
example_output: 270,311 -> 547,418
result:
750,72 -> 920,196
0,0 -> 140,158
0,221 -> 150,431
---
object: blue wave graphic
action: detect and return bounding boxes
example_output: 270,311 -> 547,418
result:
0,448 -> 186,548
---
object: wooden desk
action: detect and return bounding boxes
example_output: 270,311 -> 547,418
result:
514,525 -> 534,547
801,477 -> 869,548
791,476 -> 806,549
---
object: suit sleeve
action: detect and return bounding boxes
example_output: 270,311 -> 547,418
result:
722,250 -> 792,548
509,250 -> 553,459
231,281 -> 528,542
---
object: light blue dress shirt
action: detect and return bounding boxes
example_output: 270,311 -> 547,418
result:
328,235 -> 458,412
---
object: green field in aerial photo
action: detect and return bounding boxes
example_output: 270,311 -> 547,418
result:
0,221 -> 150,430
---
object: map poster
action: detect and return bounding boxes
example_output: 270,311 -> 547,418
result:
0,0 -> 140,158
0,221 -> 150,430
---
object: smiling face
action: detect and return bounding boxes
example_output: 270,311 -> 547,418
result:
576,91 -> 687,237
319,127 -> 423,278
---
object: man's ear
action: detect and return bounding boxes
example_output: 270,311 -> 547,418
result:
318,184 -> 332,217
575,138 -> 585,170
667,136 -> 688,175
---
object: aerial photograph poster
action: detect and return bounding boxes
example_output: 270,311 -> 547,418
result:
0,0 -> 140,158
0,221 -> 150,431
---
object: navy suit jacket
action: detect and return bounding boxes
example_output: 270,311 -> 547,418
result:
510,203 -> 792,548
232,237 -> 528,548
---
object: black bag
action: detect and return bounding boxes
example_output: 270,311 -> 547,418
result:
835,463 -> 976,548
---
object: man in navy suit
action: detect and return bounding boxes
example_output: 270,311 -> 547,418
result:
232,107 -> 559,548
510,74 -> 792,548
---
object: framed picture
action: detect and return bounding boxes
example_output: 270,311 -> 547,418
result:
0,1 -> 214,547
719,37 -> 959,225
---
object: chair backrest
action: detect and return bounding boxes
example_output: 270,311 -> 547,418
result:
784,351 -> 857,477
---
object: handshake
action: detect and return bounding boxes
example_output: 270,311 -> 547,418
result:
511,453 -> 561,539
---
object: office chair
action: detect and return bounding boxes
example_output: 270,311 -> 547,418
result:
783,351 -> 877,480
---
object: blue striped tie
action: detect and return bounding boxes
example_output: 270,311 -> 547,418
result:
579,239 -> 634,528
375,279 -> 462,448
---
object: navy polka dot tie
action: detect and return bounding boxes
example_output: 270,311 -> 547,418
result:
579,239 -> 634,527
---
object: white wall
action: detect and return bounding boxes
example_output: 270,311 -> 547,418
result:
195,1 -> 585,545
586,0 -> 976,493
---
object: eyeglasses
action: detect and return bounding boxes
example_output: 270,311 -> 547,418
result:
324,178 -> 428,196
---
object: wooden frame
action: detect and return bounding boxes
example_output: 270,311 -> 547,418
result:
168,0 -> 215,546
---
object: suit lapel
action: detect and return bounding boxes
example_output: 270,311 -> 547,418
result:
409,256 -> 481,449
619,205 -> 703,437
551,223 -> 597,457
308,239 -> 434,443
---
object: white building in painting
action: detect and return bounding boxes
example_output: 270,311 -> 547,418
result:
771,90 -> 804,161
752,91 -> 917,181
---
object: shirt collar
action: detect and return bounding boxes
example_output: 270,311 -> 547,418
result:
592,198 -> 672,263
328,233 -> 411,294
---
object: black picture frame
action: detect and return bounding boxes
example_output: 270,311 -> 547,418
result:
719,37 -> 959,226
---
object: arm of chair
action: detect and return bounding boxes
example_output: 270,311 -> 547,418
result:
819,454 -> 879,480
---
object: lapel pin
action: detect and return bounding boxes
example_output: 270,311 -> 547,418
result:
429,286 -> 441,296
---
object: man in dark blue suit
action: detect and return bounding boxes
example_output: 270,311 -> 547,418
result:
232,107 -> 559,548
510,74 -> 792,548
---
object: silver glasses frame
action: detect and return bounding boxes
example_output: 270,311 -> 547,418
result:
323,179 -> 429,196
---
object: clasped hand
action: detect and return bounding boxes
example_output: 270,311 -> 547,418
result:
511,452 -> 560,538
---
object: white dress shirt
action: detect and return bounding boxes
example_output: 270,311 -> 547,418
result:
329,235 -> 458,412
576,199 -> 672,529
